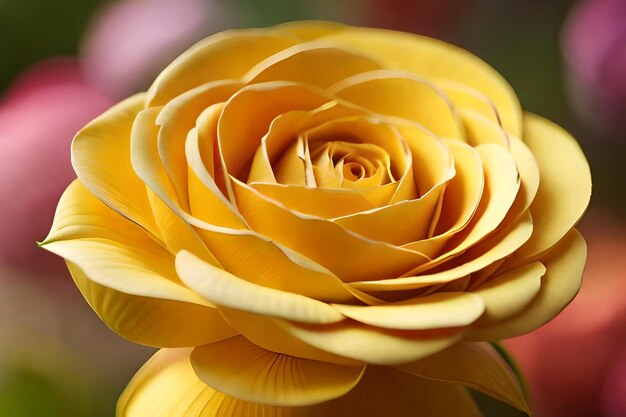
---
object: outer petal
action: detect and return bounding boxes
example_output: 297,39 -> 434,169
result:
243,43 -> 384,88
329,70 -> 463,139
311,366 -> 483,417
279,319 -> 466,365
331,292 -> 485,330
470,228 -> 587,340
507,112 -> 591,266
118,348 -> 293,417
67,262 -> 236,348
315,24 -> 523,136
118,347 -> 481,417
191,336 -> 366,406
176,251 -> 344,324
470,262 -> 545,325
41,181 -> 235,347
71,93 -> 160,237
147,30 -> 300,105
398,342 -> 530,414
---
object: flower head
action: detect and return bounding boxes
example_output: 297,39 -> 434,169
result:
42,21 -> 591,416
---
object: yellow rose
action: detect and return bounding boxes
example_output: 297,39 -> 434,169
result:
42,21 -> 591,416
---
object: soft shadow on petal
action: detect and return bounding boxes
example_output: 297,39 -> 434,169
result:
71,93 -> 161,238
176,251 -> 344,324
118,348 -> 293,417
191,336 -> 365,406
469,229 -> 587,341
230,177 -> 429,282
41,181 -> 236,347
398,342 -> 530,414
332,292 -> 484,330
470,262 -> 545,325
279,319 -> 467,365
317,25 -> 523,136
506,112 -> 591,266
156,79 -> 243,208
118,347 -> 481,417
311,366 -> 483,417
67,262 -> 236,348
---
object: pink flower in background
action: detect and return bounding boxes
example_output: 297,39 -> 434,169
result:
82,0 -> 231,98
505,216 -> 626,417
563,0 -> 626,132
0,59 -> 113,272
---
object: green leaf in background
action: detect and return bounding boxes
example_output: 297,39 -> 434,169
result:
224,0 -> 364,28
0,361 -> 123,417
0,0 -> 105,93
0,367 -> 77,417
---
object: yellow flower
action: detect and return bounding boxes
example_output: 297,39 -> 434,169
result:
42,21 -> 591,416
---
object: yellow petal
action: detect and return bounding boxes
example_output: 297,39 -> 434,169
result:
220,307 -> 361,366
218,82 -> 331,181
311,366 -> 482,417
427,142 -> 520,262
71,93 -> 160,237
128,95 -> 356,303
392,121 -> 454,196
279,320 -> 466,365
43,181 -> 194,302
147,30 -> 299,105
176,251 -> 344,324
230,178 -> 430,282
244,43 -> 383,88
400,140 -> 483,259
470,228 -> 586,340
398,342 -> 530,413
333,187 -> 441,245
118,347 -> 481,417
352,210 -> 533,293
507,113 -> 591,266
318,26 -> 523,136
459,108 -> 509,146
403,141 -> 520,274
186,126 -> 247,228
196,225 -> 360,303
118,348 -> 293,417
251,183 -> 376,218
68,262 -> 236,348
248,100 -> 365,185
191,336 -> 365,406
42,181 -> 235,347
146,188 -> 221,267
437,80 -> 503,129
507,135 -> 540,217
330,70 -> 463,139
156,80 -> 242,209
470,262 -> 544,325
332,292 -> 484,330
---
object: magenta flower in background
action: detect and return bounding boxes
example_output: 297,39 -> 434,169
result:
0,59 -> 113,272
563,0 -> 626,133
603,348 -> 626,417
505,217 -> 626,417
81,0 -> 231,98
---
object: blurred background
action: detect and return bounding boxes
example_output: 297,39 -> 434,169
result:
0,0 -> 624,416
